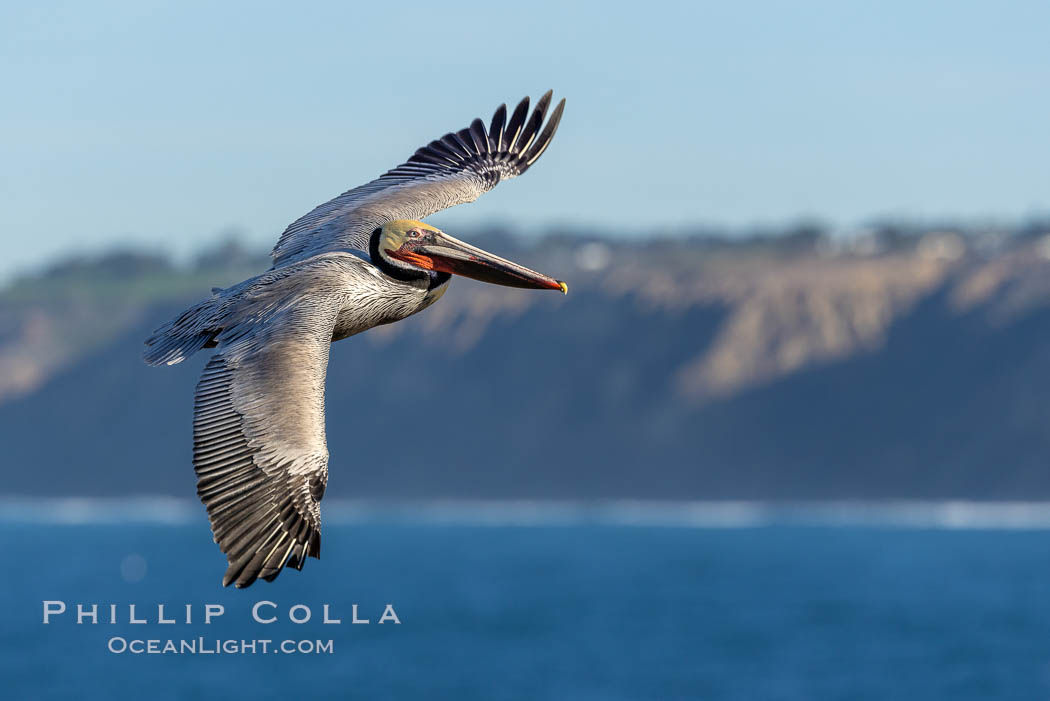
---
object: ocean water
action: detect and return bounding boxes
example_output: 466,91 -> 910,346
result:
4,500 -> 1050,700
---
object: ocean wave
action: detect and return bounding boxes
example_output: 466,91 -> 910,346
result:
5,497 -> 1050,529
0,496 -> 198,525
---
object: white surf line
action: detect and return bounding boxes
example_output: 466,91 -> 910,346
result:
6,497 -> 1050,529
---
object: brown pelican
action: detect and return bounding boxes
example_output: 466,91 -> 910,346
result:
144,92 -> 568,587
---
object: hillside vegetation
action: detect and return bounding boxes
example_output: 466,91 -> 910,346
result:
3,224 -> 1050,499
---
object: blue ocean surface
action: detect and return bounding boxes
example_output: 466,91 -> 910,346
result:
4,500 -> 1050,700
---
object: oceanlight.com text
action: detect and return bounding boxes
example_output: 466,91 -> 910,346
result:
107,637 -> 334,655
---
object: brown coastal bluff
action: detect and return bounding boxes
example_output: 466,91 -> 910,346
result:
142,93 -> 569,588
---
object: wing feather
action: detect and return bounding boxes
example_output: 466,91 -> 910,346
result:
467,118 -> 488,154
515,90 -> 552,155
270,92 -> 567,267
503,96 -> 530,152
489,104 -> 507,151
523,98 -> 566,167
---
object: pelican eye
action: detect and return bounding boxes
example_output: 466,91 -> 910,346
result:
406,230 -> 421,238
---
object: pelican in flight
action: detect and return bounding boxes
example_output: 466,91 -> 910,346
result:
144,92 -> 568,587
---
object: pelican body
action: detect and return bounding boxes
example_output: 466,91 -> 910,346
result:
144,93 -> 567,587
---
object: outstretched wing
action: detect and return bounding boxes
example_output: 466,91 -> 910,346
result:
270,91 -> 566,267
193,296 -> 339,588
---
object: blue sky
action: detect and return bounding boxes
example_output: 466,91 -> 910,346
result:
2,1 -> 1048,280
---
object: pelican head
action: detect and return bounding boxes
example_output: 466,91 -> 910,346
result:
369,220 -> 568,293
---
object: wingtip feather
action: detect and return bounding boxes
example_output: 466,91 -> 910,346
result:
523,97 -> 566,167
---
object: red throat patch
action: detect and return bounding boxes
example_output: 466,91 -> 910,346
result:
387,249 -> 435,270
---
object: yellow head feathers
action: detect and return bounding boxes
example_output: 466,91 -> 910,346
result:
380,220 -> 441,251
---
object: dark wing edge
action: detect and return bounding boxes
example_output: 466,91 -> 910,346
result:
269,91 -> 566,267
384,90 -> 566,189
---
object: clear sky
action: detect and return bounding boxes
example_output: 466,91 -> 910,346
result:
2,1 -> 1048,280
